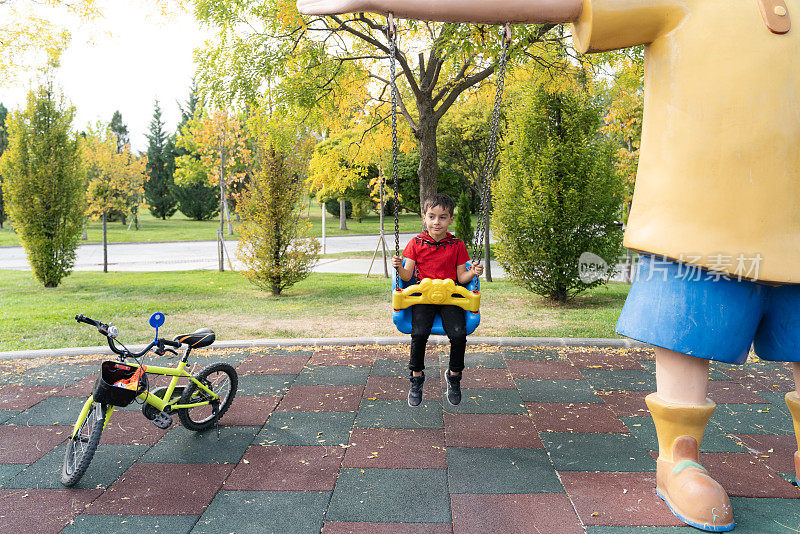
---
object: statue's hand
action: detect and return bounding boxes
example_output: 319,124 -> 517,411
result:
296,0 -> 370,16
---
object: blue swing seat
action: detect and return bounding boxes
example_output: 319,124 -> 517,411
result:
392,261 -> 481,335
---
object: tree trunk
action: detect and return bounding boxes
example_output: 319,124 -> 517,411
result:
102,210 -> 108,273
416,98 -> 439,209
339,199 -> 347,230
218,181 -> 225,272
484,209 -> 492,283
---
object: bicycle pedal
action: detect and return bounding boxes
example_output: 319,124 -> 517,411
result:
152,411 -> 173,429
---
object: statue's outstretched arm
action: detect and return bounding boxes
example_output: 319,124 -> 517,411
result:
296,0 -> 583,24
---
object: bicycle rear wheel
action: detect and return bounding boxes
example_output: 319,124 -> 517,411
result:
61,400 -> 106,487
178,362 -> 237,431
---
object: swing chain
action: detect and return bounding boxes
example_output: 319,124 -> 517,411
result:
471,23 -> 511,263
387,14 -> 401,290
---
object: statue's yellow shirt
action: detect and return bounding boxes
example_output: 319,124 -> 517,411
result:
572,0 -> 800,283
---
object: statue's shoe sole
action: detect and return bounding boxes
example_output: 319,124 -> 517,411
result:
656,488 -> 734,532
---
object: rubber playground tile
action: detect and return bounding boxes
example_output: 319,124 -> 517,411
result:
258,410 -> 356,446
343,428 -> 446,468
277,385 -> 363,412
527,402 -> 630,433
597,390 -> 654,417
235,352 -> 309,375
224,445 -> 345,490
566,349 -> 644,370
0,488 -> 104,534
59,373 -> 98,397
580,368 -> 657,392
515,378 -> 601,403
236,374 -> 294,396
327,468 -> 451,523
309,347 -> 379,366
62,514 -> 199,534
541,432 -> 654,472
711,403 -> 794,435
0,425 -> 68,463
444,413 -> 542,449
451,493 -> 583,534
99,410 -> 170,446
501,347 -> 559,360
193,490 -> 331,534
8,395 -> 91,426
705,380 -> 768,404
727,496 -> 800,532
585,528 -> 696,533
0,384 -> 60,410
294,365 -> 371,387
323,522 -> 453,534
8,363 -> 96,386
87,462 -> 233,515
442,388 -> 526,415
354,399 -> 443,429
724,365 -> 796,393
506,360 -> 584,380
0,410 -> 20,424
441,368 -> 515,389
215,394 -> 279,427
756,390 -> 796,407
622,416 -> 745,453
697,452 -> 799,498
559,471 -> 685,527
363,375 -> 441,400
735,434 -> 798,474
455,351 -> 508,369
371,358 -> 413,378
139,425 -> 259,464
446,447 -> 563,494
639,360 -> 731,382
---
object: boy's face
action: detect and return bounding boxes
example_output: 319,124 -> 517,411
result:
422,204 -> 454,240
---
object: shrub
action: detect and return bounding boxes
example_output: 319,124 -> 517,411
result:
325,198 -> 351,218
174,180 -> 220,221
453,192 -> 474,249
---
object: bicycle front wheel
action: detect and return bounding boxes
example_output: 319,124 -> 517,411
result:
178,362 -> 237,431
61,400 -> 106,487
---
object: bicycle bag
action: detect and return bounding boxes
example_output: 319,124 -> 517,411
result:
93,361 -> 148,407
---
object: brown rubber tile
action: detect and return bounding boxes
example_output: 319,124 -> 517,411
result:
236,353 -> 309,375
735,433 -> 798,474
277,385 -> 363,412
343,428 -> 446,468
217,394 -> 280,426
86,463 -> 233,515
706,381 -> 768,404
323,522 -> 452,533
724,366 -> 796,393
596,390 -> 654,417
363,375 -> 441,400
309,348 -> 380,366
527,402 -> 630,433
566,350 -> 644,370
224,445 -> 344,490
440,369 -> 515,389
559,471 -> 685,526
444,414 -> 542,449
98,410 -> 170,446
451,493 -> 583,534
59,374 -> 98,397
0,488 -> 103,534
0,385 -> 59,411
0,425 -> 68,463
699,452 -> 800,498
506,360 -> 583,380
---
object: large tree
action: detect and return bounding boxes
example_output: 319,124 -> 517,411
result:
0,102 -> 8,228
109,110 -> 130,154
143,100 -> 177,219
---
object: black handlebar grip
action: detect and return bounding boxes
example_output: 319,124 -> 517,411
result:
162,339 -> 182,348
75,314 -> 97,326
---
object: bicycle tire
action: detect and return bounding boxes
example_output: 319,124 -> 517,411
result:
177,362 -> 237,431
61,401 -> 106,487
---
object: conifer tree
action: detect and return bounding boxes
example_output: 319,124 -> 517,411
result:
143,100 -> 177,219
453,192 -> 474,249
109,110 -> 129,153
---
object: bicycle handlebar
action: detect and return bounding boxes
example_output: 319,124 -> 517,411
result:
75,314 -> 179,359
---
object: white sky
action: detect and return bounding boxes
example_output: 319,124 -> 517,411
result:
0,1 -> 209,153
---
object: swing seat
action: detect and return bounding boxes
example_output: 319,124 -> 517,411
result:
392,261 -> 481,335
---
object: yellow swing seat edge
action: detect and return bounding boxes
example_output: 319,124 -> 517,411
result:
392,278 -> 481,312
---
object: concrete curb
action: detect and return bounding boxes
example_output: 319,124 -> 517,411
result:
0,337 -> 648,361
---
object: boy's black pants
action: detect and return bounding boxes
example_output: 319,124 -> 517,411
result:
409,304 -> 466,373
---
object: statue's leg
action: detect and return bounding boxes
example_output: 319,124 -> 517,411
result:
785,362 -> 800,485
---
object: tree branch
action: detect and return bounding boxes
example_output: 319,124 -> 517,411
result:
434,64 -> 496,121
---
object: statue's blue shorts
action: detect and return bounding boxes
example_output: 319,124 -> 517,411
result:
616,254 -> 800,364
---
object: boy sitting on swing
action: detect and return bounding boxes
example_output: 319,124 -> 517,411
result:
391,193 -> 484,407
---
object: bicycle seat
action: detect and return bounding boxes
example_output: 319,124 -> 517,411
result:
174,328 -> 215,349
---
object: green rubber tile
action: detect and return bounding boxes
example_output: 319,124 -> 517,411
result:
354,399 -> 443,429
236,374 -> 294,396
258,410 -> 356,446
585,526 -> 696,533
294,365 -> 371,386
621,417 -> 746,453
443,352 -> 507,369
327,468 -> 450,523
580,369 -> 656,392
442,388 -> 526,414
639,360 -> 731,381
515,379 -> 600,403
0,464 -> 26,486
757,390 -> 793,407
447,447 -> 563,494
728,497 -> 800,532
0,410 -> 20,424
139,425 -> 259,464
4,364 -> 96,386
63,515 -> 199,533
194,490 -> 330,533
8,395 -> 92,426
371,358 -> 411,378
192,350 -> 250,366
541,433 -> 654,472
502,348 -> 560,360
712,403 -> 794,434
5,443 -> 147,489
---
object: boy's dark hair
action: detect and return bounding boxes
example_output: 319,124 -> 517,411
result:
421,193 -> 455,217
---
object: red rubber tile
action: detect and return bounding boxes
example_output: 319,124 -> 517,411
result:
724,366 -> 796,393
0,488 -> 103,534
86,463 -> 233,515
0,385 -> 59,410
451,493 -> 582,534
60,374 -> 97,397
277,385 -> 363,412
309,348 -> 381,366
596,390 -> 653,417
440,369 -> 515,389
218,394 -> 280,426
99,410 -> 170,446
224,445 -> 345,490
527,402 -> 630,433
559,471 -> 685,526
363,375 -> 441,400
323,522 -> 452,533
698,452 -> 799,498
506,360 -> 583,380
444,414 -> 542,449
625,348 -> 656,361
706,381 -> 767,404
0,425 -> 68,463
236,353 -> 309,375
566,350 -> 643,370
735,434 -> 798,474
343,428 -> 446,468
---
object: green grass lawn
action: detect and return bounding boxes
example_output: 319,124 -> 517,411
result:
0,270 -> 629,351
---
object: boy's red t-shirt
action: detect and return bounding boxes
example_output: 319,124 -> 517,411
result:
403,231 -> 470,281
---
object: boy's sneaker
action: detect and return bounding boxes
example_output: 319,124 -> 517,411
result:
408,372 -> 425,407
446,371 -> 462,406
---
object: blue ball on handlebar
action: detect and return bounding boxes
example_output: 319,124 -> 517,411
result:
149,312 -> 165,329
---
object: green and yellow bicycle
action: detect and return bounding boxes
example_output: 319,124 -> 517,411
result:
61,312 -> 237,487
